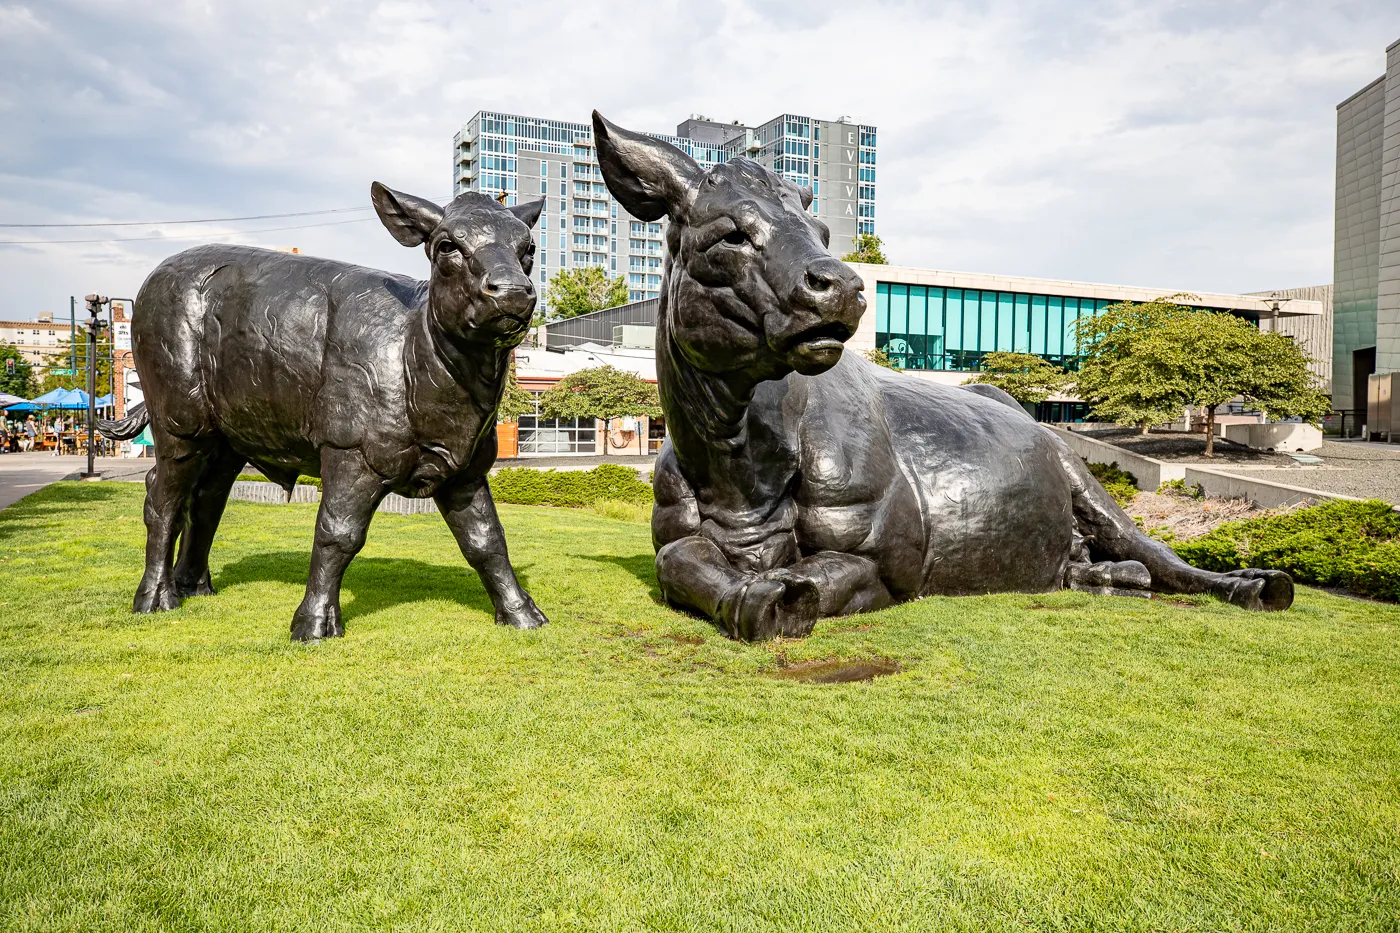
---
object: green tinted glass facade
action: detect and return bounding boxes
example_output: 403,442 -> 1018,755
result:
874,282 -> 1256,372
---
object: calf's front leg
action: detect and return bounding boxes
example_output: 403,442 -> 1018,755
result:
291,448 -> 387,641
656,536 -> 823,641
435,475 -> 547,630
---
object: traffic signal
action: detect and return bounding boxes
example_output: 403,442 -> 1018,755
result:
83,294 -> 107,316
4,359 -> 13,375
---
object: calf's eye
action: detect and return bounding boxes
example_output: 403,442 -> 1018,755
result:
722,229 -> 750,247
437,240 -> 460,256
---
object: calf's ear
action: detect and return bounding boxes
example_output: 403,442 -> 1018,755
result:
509,198 -> 545,229
370,182 -> 444,247
593,111 -> 700,222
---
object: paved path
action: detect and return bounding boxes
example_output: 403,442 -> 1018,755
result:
0,454 -> 152,510
1212,440 -> 1400,505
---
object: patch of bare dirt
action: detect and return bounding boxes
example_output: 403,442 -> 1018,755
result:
1124,491 -> 1297,539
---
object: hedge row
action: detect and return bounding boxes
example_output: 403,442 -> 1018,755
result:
1172,499 -> 1400,602
1085,459 -> 1138,506
488,463 -> 653,507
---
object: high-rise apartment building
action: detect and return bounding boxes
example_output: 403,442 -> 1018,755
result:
1334,38 -> 1400,419
452,110 -> 877,308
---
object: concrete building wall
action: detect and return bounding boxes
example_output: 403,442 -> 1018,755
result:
1333,72 -> 1388,411
1247,284 -> 1333,388
1379,40 -> 1400,377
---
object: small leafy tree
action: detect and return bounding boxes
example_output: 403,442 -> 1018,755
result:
40,332 -> 114,394
1161,311 -> 1329,456
538,364 -> 661,456
863,347 -> 897,369
969,352 -> 1072,405
542,266 -> 629,321
0,344 -> 37,398
841,233 -> 887,264
496,356 -> 535,423
1075,297 -> 1330,455
1073,297 -> 1198,435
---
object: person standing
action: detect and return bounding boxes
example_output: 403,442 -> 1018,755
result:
22,415 -> 37,452
52,415 -> 64,455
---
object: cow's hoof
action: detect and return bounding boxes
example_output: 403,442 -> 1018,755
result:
1221,568 -> 1294,611
497,596 -> 548,630
722,577 -> 820,642
291,604 -> 343,642
133,580 -> 181,614
174,575 -> 215,599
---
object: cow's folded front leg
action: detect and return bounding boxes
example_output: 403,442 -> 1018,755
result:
762,551 -> 892,617
292,448 -> 387,642
656,536 -> 819,641
435,475 -> 547,630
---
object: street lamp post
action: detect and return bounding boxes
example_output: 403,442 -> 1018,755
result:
82,293 -> 106,479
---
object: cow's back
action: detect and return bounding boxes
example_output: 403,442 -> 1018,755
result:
132,245 -> 418,471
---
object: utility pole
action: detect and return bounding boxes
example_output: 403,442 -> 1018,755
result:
69,296 -> 76,377
82,294 -> 106,479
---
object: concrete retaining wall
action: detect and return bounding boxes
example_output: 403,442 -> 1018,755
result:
1182,467 -> 1364,509
1044,427 -> 1186,490
228,481 -> 439,515
1217,422 -> 1323,452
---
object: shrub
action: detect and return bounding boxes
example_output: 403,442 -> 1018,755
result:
488,463 -> 652,508
1158,478 -> 1204,499
1084,459 -> 1138,506
237,473 -> 321,488
1172,499 -> 1400,601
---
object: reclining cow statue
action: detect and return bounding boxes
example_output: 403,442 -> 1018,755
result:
591,112 -> 1294,641
99,185 -> 549,640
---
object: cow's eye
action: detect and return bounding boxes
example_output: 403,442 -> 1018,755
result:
436,240 -> 459,256
721,229 -> 750,247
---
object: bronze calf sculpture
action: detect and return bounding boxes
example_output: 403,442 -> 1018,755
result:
591,112 -> 1293,641
99,186 -> 549,640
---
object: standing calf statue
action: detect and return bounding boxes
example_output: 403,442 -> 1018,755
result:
591,112 -> 1294,641
99,186 -> 549,640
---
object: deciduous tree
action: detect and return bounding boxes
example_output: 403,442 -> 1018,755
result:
969,352 -> 1072,405
863,348 -> 897,370
542,266 -> 629,321
537,364 -> 661,456
840,233 -> 887,265
0,344 -> 37,398
496,356 -> 535,423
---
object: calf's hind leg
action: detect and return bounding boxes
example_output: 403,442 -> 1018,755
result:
290,448 -> 387,641
172,442 -> 246,598
134,437 -> 210,613
1051,438 -> 1293,610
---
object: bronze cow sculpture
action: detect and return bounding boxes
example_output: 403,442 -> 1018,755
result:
99,186 -> 549,640
591,112 -> 1293,641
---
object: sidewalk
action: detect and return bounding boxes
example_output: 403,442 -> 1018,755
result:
0,453 -> 152,510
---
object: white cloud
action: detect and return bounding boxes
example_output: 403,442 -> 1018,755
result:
0,0 -> 1396,318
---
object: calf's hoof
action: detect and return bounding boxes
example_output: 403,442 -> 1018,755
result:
174,574 -> 216,599
1220,568 -> 1294,611
133,580 -> 181,614
720,576 -> 820,642
291,603 -> 344,642
497,596 -> 548,630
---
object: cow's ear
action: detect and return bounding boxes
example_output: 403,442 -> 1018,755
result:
371,182 -> 444,247
593,111 -> 701,222
797,184 -> 813,209
509,198 -> 544,229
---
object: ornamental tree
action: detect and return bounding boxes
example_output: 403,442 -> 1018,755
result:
1072,297 -> 1200,435
542,266 -> 629,322
863,347 -> 898,370
969,351 -> 1072,405
1074,297 -> 1330,455
496,356 -> 535,423
840,233 -> 887,264
537,364 -> 661,456
0,343 -> 37,398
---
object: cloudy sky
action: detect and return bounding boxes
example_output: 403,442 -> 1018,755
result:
1,1 -> 1397,319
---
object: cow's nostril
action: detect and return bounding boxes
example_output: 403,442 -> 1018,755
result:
806,269 -> 833,292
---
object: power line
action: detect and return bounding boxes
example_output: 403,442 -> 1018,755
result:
0,206 -> 373,228
0,216 -> 377,246
0,194 -> 454,229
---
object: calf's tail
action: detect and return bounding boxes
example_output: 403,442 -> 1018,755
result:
97,402 -> 149,441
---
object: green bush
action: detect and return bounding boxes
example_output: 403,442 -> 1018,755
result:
488,463 -> 653,508
1084,459 -> 1138,506
1158,478 -> 1204,499
1173,499 -> 1400,601
236,473 -> 321,488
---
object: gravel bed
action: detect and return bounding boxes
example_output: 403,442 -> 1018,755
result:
1071,427 -> 1292,465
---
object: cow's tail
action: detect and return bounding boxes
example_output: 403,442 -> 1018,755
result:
97,402 -> 149,441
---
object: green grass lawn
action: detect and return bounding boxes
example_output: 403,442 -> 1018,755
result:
1,483 -> 1398,932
